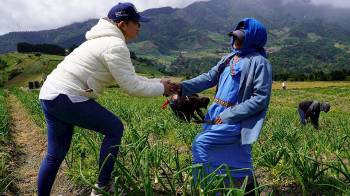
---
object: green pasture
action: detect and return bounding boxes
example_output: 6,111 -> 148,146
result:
7,84 -> 350,195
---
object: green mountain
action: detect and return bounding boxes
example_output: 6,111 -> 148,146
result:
0,19 -> 98,54
0,0 -> 350,79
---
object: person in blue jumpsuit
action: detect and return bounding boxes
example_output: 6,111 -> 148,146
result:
178,18 -> 272,193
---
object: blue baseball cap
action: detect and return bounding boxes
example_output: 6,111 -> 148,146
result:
107,2 -> 150,23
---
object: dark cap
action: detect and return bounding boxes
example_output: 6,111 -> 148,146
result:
107,2 -> 150,23
228,29 -> 245,42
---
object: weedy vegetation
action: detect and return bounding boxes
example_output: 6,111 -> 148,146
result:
0,89 -> 13,193
7,84 -> 350,195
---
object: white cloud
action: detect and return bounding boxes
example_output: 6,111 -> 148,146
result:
0,0 -> 208,35
309,0 -> 350,8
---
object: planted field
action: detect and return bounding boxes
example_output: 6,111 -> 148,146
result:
0,89 -> 12,192
8,84 -> 350,195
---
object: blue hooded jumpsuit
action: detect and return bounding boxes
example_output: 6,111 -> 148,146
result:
183,18 -> 268,182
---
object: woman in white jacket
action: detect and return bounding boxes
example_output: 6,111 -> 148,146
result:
37,2 -> 175,195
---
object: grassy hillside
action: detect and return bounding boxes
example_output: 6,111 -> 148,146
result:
0,52 -> 165,88
0,53 -> 63,87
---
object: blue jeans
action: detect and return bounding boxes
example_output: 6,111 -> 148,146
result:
298,107 -> 306,125
38,94 -> 124,196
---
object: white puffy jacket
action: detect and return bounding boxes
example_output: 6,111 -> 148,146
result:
41,18 -> 164,99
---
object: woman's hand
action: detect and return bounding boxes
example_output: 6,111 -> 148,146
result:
160,79 -> 182,96
170,82 -> 182,95
161,79 -> 181,96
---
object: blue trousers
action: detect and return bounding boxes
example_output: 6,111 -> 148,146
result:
38,94 -> 124,196
298,107 -> 306,125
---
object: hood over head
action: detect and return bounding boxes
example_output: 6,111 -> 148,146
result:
229,18 -> 267,58
85,18 -> 125,41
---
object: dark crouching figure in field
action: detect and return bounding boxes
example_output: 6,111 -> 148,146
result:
298,100 -> 331,129
168,94 -> 210,122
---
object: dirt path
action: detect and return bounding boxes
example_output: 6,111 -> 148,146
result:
7,94 -> 80,195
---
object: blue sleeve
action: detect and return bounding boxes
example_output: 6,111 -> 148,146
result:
219,58 -> 272,123
180,57 -> 227,96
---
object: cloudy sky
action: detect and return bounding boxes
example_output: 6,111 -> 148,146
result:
1,0 -> 350,36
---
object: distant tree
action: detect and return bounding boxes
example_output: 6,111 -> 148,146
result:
312,71 -> 328,81
295,74 -> 306,81
17,42 -> 35,53
329,70 -> 346,81
17,42 -> 65,55
38,43 -> 65,55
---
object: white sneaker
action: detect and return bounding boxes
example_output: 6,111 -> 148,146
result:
90,182 -> 115,196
